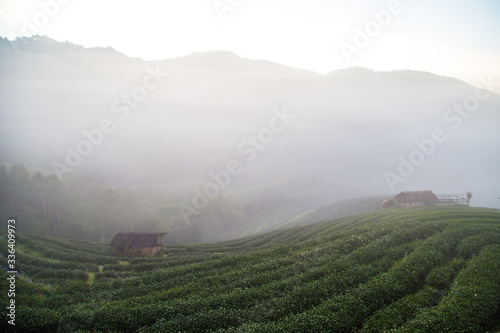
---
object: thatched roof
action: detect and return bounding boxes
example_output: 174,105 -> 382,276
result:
394,191 -> 438,204
110,232 -> 166,248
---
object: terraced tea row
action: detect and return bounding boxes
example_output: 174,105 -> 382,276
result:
1,207 -> 499,332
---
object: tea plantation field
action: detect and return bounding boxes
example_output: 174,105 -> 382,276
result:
1,206 -> 500,332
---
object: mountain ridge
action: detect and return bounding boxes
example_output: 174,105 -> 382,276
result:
0,35 -> 476,85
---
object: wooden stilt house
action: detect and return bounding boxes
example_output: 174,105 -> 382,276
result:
394,190 -> 439,207
110,232 -> 167,257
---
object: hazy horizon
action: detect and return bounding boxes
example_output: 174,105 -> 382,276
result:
1,0 -> 499,93
0,2 -> 499,245
1,35 -> 499,210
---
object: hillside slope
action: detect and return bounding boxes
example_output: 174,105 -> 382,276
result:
1,207 -> 500,332
257,195 -> 386,233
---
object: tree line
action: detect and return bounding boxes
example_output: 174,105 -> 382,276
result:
0,163 -> 241,245
0,163 -> 135,242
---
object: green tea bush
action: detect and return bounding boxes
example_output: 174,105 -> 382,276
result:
457,232 -> 500,258
2,207 -> 499,332
359,287 -> 443,332
398,244 -> 500,333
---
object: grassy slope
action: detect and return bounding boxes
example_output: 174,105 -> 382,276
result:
258,195 -> 386,233
1,206 -> 500,332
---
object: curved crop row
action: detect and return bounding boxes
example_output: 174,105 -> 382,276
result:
1,207 -> 499,333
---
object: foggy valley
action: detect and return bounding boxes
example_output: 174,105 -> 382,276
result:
2,1 -> 500,331
1,36 -> 499,244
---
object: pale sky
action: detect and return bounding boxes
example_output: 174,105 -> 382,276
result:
1,0 -> 499,92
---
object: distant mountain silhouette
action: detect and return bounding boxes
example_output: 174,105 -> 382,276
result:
0,35 -> 122,56
1,35 -> 499,212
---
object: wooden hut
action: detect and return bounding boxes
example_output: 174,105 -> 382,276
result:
394,190 -> 439,207
110,232 -> 167,257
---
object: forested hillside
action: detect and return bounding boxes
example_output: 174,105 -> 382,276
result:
1,163 -> 373,244
1,207 -> 499,332
0,162 -> 205,243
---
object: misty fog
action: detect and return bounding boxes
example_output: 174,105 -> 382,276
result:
1,36 -> 499,243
